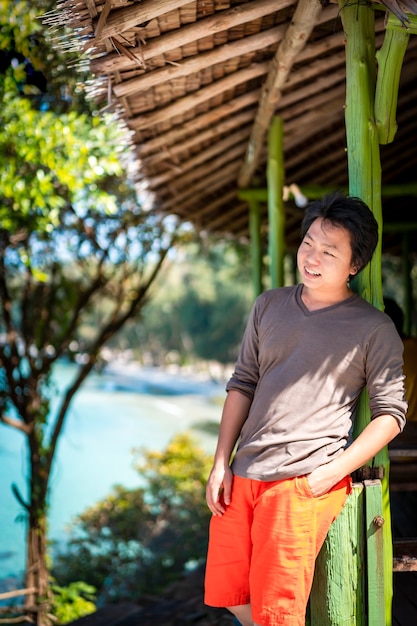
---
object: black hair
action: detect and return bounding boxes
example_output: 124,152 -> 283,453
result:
301,190 -> 379,276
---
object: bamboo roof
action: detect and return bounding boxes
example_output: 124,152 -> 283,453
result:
50,0 -> 417,253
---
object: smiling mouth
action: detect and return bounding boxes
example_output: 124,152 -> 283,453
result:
305,267 -> 321,277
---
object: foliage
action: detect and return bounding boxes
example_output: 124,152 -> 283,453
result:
0,3 -> 172,624
136,239 -> 254,365
0,83 -> 127,234
50,580 -> 96,625
0,0 -> 90,112
52,433 -> 213,603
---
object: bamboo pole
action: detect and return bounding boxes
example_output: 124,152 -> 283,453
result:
267,116 -> 285,288
248,200 -> 264,297
375,14 -> 410,144
338,3 -> 392,623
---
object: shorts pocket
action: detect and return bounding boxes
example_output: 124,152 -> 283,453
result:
295,475 -> 316,498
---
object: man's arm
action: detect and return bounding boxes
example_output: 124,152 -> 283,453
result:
206,389 -> 252,516
307,414 -> 401,496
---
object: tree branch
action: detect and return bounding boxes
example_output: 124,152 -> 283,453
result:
0,413 -> 30,434
45,239 -> 173,472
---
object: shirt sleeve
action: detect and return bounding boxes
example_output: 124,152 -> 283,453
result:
225,296 -> 261,399
366,316 -> 408,431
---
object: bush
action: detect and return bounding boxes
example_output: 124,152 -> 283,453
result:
52,433 -> 213,603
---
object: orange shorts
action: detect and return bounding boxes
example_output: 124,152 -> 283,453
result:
204,474 -> 351,626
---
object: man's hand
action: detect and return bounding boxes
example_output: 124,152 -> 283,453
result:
206,465 -> 234,516
306,463 -> 340,497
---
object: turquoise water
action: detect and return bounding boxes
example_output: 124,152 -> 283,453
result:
0,362 -> 223,586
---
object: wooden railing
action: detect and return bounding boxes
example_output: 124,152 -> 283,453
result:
0,588 -> 37,624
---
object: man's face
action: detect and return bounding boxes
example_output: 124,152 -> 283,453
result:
297,217 -> 357,294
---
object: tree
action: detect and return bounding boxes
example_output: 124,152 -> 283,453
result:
0,13 -> 174,625
52,433 -> 213,604
0,161 -> 172,624
138,240 -> 253,365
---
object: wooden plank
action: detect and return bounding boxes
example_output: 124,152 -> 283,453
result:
309,483 -> 365,626
84,0 -> 98,19
149,141 -> 247,191
137,90 -> 260,157
145,109 -> 254,167
91,0 -> 294,73
147,127 -> 251,188
365,479 -> 386,626
94,0 -> 194,42
158,160 -> 241,212
129,62 -> 269,131
95,0 -> 113,39
113,25 -> 286,98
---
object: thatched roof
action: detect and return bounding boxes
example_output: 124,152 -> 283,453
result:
49,0 -> 417,254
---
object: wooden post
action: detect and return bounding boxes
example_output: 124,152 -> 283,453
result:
248,199 -> 264,297
310,484 -> 366,625
365,480 -> 386,626
267,116 -> 285,288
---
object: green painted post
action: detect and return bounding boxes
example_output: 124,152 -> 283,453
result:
248,199 -> 263,297
267,116 -> 285,288
338,3 -> 393,622
310,484 -> 366,625
375,15 -> 410,145
364,480 -> 386,626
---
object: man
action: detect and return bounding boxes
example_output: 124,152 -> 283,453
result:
204,191 -> 407,626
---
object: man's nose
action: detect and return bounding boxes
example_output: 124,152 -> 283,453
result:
306,248 -> 319,264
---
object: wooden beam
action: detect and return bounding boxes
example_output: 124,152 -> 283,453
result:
150,141 -> 248,191
202,202 -> 248,230
237,0 -> 324,187
277,71 -> 345,111
285,125 -> 346,173
95,0 -> 113,39
184,189 -> 239,220
145,109 -> 255,168
147,128 -> 251,188
84,0 -> 98,19
94,0 -> 194,43
113,26 -> 286,98
136,90 -> 260,157
90,0 -> 295,74
158,161 -> 241,212
129,62 -> 269,131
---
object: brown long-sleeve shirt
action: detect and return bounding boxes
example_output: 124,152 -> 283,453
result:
227,284 -> 407,481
